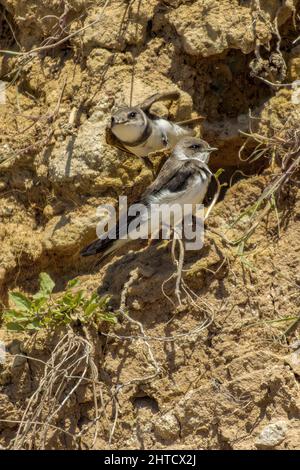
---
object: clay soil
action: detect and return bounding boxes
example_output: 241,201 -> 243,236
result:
0,0 -> 299,450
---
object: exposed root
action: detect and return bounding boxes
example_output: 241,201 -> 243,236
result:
8,329 -> 102,450
161,236 -> 214,334
117,268 -> 161,387
250,0 -> 287,83
171,237 -> 185,307
105,267 -> 161,444
228,108 -> 300,247
0,0 -> 111,58
0,77 -> 67,167
99,264 -> 214,443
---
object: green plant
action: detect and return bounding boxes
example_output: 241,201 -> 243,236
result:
2,273 -> 117,331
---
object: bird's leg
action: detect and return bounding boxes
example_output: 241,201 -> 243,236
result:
147,228 -> 162,248
147,238 -> 156,248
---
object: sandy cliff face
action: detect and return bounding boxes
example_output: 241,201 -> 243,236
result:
0,0 -> 299,449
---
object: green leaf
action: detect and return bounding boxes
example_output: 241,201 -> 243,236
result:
32,291 -> 47,300
9,292 -> 31,311
4,311 -> 30,322
5,322 -> 25,331
61,291 -> 83,310
100,312 -> 117,324
26,321 -> 41,330
84,302 -> 98,317
2,311 -> 17,321
60,294 -> 73,306
32,296 -> 48,311
67,279 -> 80,289
73,291 -> 83,306
39,272 -> 55,296
214,168 -> 225,179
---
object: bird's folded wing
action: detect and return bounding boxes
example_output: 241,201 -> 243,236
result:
97,161 -> 202,244
80,210 -> 141,257
141,159 -> 205,201
139,91 -> 180,111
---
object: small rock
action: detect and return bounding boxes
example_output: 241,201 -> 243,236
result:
0,370 -> 11,386
7,339 -> 21,356
1,207 -> 13,217
285,350 -> 300,376
290,340 -> 300,351
255,420 -> 288,448
0,180 -> 7,191
12,355 -> 27,367
132,300 -> 142,311
154,412 -> 180,441
139,266 -> 156,278
43,204 -> 54,219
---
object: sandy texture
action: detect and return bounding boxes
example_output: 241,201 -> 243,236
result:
0,0 -> 300,450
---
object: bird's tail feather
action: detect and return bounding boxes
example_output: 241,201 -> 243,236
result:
80,237 -> 120,259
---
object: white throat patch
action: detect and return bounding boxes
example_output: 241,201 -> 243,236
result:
112,122 -> 146,143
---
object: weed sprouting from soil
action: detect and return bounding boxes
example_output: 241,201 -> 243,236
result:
2,272 -> 117,331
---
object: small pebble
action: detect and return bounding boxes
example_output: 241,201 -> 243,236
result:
255,420 -> 288,448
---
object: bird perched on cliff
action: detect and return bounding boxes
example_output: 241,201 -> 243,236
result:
81,137 -> 217,259
107,91 -> 204,158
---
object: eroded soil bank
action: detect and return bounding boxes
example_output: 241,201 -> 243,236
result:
0,0 -> 300,450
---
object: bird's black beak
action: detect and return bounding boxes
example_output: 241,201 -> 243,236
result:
110,116 -> 115,128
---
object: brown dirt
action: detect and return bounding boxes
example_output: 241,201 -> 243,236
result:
0,0 -> 300,450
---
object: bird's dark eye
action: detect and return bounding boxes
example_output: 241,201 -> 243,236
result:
190,144 -> 201,149
128,111 -> 137,119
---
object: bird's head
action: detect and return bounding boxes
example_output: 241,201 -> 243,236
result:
110,107 -> 147,144
173,137 -> 217,163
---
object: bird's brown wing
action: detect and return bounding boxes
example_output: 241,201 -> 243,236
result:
141,159 -> 206,201
141,158 -> 182,198
139,91 -> 180,112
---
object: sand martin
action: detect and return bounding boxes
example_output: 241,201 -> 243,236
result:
81,137 -> 217,260
107,91 -> 204,158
